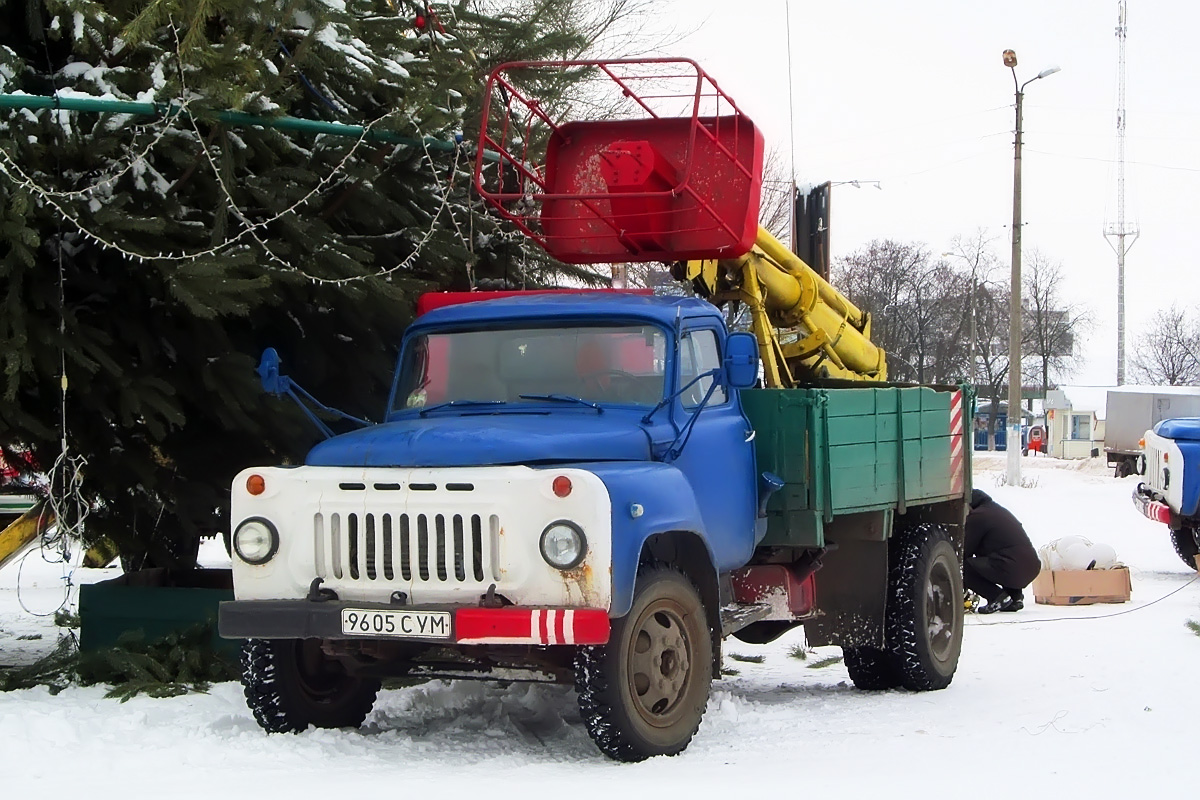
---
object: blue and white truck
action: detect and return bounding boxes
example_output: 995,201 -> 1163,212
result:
218,58 -> 971,761
1133,418 -> 1200,569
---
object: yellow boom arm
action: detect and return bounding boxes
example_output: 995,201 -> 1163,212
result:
686,226 -> 887,388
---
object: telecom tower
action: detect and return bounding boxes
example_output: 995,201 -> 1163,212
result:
1105,0 -> 1139,385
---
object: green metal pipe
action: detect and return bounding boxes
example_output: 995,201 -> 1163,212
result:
0,92 -> 487,156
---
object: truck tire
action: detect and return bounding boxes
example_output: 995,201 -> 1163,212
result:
1170,528 -> 1200,570
240,638 -> 380,733
885,524 -> 963,691
574,567 -> 712,762
843,646 -> 901,690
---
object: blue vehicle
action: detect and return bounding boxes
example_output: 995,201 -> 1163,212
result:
219,58 -> 970,762
220,290 -> 970,761
1133,418 -> 1200,568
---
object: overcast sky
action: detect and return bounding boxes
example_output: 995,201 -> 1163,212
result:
658,0 -> 1199,387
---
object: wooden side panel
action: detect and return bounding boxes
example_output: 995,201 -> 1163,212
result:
743,384 -> 969,549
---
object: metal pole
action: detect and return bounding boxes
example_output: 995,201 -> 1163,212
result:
1007,75 -> 1023,487
0,92 -> 490,156
1104,0 -> 1138,385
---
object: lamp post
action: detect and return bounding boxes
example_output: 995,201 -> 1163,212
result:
1003,49 -> 1060,487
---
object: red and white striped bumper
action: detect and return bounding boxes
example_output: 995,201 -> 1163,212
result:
1132,486 -> 1172,525
220,599 -> 611,645
455,607 -> 610,645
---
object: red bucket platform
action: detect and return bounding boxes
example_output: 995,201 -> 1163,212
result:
474,59 -> 764,264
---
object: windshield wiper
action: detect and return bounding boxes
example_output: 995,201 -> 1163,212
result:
519,394 -> 604,413
640,369 -> 719,424
417,399 -> 506,417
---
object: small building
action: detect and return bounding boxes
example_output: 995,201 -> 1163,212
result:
1043,386 -> 1107,459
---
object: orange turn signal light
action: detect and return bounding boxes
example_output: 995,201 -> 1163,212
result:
246,474 -> 266,496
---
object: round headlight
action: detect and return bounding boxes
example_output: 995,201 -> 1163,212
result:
540,521 -> 586,570
234,518 -> 279,565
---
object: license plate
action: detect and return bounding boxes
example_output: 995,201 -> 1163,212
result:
340,608 -> 451,639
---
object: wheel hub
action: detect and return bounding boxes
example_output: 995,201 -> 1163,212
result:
629,607 -> 692,723
925,561 -> 956,662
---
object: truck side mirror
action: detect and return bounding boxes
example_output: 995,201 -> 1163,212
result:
725,332 -> 759,389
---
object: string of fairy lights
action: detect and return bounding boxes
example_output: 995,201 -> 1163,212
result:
0,10 -> 475,609
0,17 -> 472,283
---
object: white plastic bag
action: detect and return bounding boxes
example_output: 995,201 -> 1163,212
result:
1038,535 -> 1121,571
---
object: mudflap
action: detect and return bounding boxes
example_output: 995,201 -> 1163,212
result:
802,538 -> 888,648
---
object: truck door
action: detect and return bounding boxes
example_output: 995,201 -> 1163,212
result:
670,326 -> 758,568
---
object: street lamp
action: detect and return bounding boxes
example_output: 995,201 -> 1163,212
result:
1003,50 -> 1060,487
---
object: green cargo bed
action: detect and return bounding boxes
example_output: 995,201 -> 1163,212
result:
743,384 -> 970,547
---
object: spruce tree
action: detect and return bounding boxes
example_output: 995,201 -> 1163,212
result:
0,0 -> 620,567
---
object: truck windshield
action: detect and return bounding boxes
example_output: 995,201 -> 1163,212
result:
394,324 -> 668,414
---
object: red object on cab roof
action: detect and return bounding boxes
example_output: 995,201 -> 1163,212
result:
416,288 -> 653,317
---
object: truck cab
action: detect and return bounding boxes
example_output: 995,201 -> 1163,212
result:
224,292 -> 760,621
220,292 -> 767,760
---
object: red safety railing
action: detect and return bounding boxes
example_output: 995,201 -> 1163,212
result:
474,59 -> 764,264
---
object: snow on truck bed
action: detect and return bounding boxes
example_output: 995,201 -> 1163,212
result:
1,453 -> 1196,797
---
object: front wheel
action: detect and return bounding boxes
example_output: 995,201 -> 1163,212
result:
1170,528 -> 1200,570
885,524 -> 964,691
241,638 -> 381,733
575,568 -> 713,762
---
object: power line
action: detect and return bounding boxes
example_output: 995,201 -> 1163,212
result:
1025,147 -> 1200,173
967,573 -> 1198,626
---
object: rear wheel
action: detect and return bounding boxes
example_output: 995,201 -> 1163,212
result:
241,638 -> 380,733
884,524 -> 964,691
575,568 -> 712,762
843,646 -> 901,690
1170,528 -> 1200,570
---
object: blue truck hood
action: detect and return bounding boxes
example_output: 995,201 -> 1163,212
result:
306,412 -> 654,467
1154,417 -> 1200,441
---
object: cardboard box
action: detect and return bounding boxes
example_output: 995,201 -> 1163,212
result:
1031,567 -> 1131,606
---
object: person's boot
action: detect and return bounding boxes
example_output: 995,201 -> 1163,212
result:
977,590 -> 1013,615
1001,588 -> 1024,612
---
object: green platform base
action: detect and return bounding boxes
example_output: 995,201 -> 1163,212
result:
79,568 -> 237,660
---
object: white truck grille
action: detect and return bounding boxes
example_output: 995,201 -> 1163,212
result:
1145,440 -> 1165,490
315,510 -> 499,587
231,464 -> 613,609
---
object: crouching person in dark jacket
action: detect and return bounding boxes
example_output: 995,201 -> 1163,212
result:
965,489 -> 1041,613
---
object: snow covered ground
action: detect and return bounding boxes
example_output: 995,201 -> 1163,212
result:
1,453 -> 1197,798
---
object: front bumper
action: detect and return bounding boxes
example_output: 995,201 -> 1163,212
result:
1132,484 -> 1172,525
219,599 -> 610,646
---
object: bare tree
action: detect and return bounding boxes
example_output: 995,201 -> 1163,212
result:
758,148 -> 794,245
834,240 -> 969,384
1021,249 -> 1091,395
833,240 -> 927,380
972,282 -> 1012,449
1131,306 -> 1200,385
942,230 -> 1001,386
